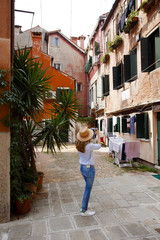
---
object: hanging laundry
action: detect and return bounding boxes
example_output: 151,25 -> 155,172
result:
127,118 -> 130,129
125,141 -> 140,159
113,116 -> 117,127
130,116 -> 135,135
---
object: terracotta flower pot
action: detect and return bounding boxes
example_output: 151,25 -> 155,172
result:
37,172 -> 44,190
15,198 -> 31,215
25,183 -> 37,193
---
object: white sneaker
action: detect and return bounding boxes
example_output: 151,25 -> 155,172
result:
81,209 -> 95,216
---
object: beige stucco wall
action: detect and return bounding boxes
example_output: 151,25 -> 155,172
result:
0,133 -> 10,222
102,1 -> 160,164
104,4 -> 160,113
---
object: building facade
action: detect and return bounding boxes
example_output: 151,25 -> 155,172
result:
85,13 -> 109,142
15,27 -> 88,117
85,0 -> 160,165
101,0 -> 160,165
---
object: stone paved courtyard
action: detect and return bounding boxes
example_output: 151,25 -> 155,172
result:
1,145 -> 160,240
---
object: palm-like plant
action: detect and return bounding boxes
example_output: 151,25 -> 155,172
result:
52,89 -> 79,124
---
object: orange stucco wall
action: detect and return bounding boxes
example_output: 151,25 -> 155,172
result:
30,32 -> 75,120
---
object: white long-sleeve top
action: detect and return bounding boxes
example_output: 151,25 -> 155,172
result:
78,143 -> 101,165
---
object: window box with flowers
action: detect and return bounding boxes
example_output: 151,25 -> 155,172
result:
123,11 -> 139,34
108,35 -> 123,52
140,0 -> 159,13
101,53 -> 110,63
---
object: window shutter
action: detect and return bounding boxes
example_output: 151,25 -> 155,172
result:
115,117 -> 120,132
109,118 -> 113,133
113,67 -> 118,90
95,120 -> 99,129
155,37 -> 160,69
136,114 -> 144,138
56,88 -> 61,100
124,55 -> 130,82
120,62 -> 123,86
144,112 -> 149,139
130,48 -> 137,80
106,75 -> 109,96
95,42 -> 100,56
103,75 -> 109,96
122,117 -> 127,133
102,76 -> 105,96
141,38 -> 149,72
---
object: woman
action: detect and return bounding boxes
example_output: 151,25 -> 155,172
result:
76,126 -> 101,216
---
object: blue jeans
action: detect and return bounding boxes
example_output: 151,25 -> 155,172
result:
80,165 -> 95,211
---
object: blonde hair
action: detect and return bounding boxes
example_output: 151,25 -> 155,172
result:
75,139 -> 91,153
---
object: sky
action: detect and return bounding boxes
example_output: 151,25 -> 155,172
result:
15,0 -> 114,41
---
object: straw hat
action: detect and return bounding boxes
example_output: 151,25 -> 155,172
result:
77,126 -> 93,142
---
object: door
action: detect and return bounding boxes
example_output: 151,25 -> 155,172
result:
157,113 -> 160,165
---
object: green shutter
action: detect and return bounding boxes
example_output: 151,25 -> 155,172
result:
115,117 -> 120,132
56,88 -> 61,100
109,118 -> 113,133
95,120 -> 99,129
124,55 -> 130,82
136,114 -> 144,138
103,75 -> 109,96
113,67 -> 118,90
155,37 -> 160,69
102,76 -> 105,96
122,117 -> 127,133
130,48 -> 137,80
144,112 -> 149,139
120,62 -> 123,86
141,38 -> 149,72
95,42 -> 100,56
106,75 -> 109,96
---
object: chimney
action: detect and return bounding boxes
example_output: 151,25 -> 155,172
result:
70,36 -> 78,45
15,25 -> 22,35
78,35 -> 86,49
31,31 -> 42,57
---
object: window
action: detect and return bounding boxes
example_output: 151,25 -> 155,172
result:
95,82 -> 97,101
113,14 -> 119,37
51,36 -> 60,47
136,113 -> 149,139
56,88 -> 71,102
124,48 -> 137,82
76,83 -> 82,92
91,87 -> 94,102
100,119 -> 104,131
94,42 -> 100,55
113,62 -> 123,90
141,26 -> 160,72
95,119 -> 99,129
114,117 -> 120,132
108,118 -> 113,133
102,75 -> 109,96
122,116 -> 130,133
105,30 -> 111,52
54,63 -> 61,70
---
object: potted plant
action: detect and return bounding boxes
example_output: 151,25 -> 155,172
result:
37,171 -> 44,190
108,35 -> 123,52
15,192 -> 32,215
101,53 -> 110,63
140,0 -> 155,13
123,11 -> 139,33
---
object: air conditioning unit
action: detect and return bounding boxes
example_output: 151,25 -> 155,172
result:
46,91 -> 56,99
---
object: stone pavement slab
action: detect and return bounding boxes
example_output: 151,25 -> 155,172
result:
2,172 -> 160,239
